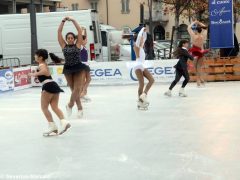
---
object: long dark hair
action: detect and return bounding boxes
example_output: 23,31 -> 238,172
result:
35,49 -> 63,64
173,40 -> 189,58
49,53 -> 64,64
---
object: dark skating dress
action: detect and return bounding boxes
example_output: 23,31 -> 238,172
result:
80,45 -> 91,72
62,44 -> 89,74
37,72 -> 64,94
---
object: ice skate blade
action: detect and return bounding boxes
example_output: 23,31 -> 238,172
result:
59,123 -> 71,135
137,106 -> 148,110
137,103 -> 149,111
43,130 -> 58,137
81,98 -> 91,103
179,93 -> 187,97
164,93 -> 172,97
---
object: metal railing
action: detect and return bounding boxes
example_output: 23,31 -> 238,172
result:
0,58 -> 21,68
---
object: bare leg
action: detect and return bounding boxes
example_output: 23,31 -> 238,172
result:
193,57 -> 201,86
70,71 -> 85,110
143,69 -> 154,94
50,93 -> 64,120
41,91 -> 54,123
65,72 -> 83,109
135,69 -> 144,99
81,71 -> 91,97
197,57 -> 205,83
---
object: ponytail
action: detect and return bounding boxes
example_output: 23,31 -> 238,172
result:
49,53 -> 64,64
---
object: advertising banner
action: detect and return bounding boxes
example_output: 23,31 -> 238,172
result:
13,67 -> 32,91
209,0 -> 234,48
0,69 -> 14,93
31,60 -> 178,86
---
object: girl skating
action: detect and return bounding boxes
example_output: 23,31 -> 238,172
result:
164,40 -> 194,97
132,27 -> 154,110
80,30 -> 92,102
58,17 -> 89,118
29,49 -> 71,136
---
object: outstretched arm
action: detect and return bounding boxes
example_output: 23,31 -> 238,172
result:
69,17 -> 83,49
29,65 -> 49,77
58,17 -> 67,49
182,49 -> 194,61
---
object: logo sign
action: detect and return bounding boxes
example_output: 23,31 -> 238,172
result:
209,0 -> 234,48
90,68 -> 122,78
130,66 -> 175,81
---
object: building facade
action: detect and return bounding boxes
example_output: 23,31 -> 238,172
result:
0,0 -> 60,14
59,0 -> 190,41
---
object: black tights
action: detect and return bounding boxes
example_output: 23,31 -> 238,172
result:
169,68 -> 189,90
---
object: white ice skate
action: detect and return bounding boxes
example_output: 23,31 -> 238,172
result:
81,95 -> 91,103
164,90 -> 172,97
43,122 -> 58,137
77,110 -> 83,118
66,105 -> 72,117
59,119 -> 71,135
139,93 -> 149,106
137,100 -> 149,110
179,88 -> 187,97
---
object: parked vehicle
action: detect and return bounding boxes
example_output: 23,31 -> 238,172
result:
0,9 -> 102,65
154,41 -> 172,59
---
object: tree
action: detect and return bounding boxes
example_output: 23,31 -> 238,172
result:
147,0 -> 153,36
159,0 -> 191,57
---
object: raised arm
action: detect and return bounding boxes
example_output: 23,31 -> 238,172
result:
69,17 -> 83,49
83,27 -> 87,37
58,17 -> 67,49
187,21 -> 196,37
196,21 -> 207,29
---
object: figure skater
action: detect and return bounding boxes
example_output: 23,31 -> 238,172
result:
58,16 -> 89,118
29,49 -> 71,136
164,40 -> 194,97
132,27 -> 154,109
188,20 -> 208,87
79,29 -> 91,102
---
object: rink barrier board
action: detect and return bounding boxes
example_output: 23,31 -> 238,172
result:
189,57 -> 240,81
2,58 -> 240,93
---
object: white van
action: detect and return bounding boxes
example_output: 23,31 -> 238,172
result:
0,9 -> 102,65
100,24 -> 133,61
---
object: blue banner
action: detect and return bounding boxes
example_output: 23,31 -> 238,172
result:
209,0 -> 234,48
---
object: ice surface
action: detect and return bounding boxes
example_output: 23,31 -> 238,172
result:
0,82 -> 240,180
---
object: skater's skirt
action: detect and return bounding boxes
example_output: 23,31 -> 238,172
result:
82,62 -> 91,72
42,81 -> 64,94
126,60 -> 153,71
189,45 -> 209,58
63,62 -> 90,75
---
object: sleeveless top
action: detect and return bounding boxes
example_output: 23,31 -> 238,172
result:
80,46 -> 88,62
63,45 -> 82,66
37,69 -> 52,83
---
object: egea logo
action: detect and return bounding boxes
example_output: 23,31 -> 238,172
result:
5,71 -> 13,80
130,67 -> 174,81
90,68 -> 122,77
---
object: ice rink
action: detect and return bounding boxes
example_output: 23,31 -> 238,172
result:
0,82 -> 240,180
